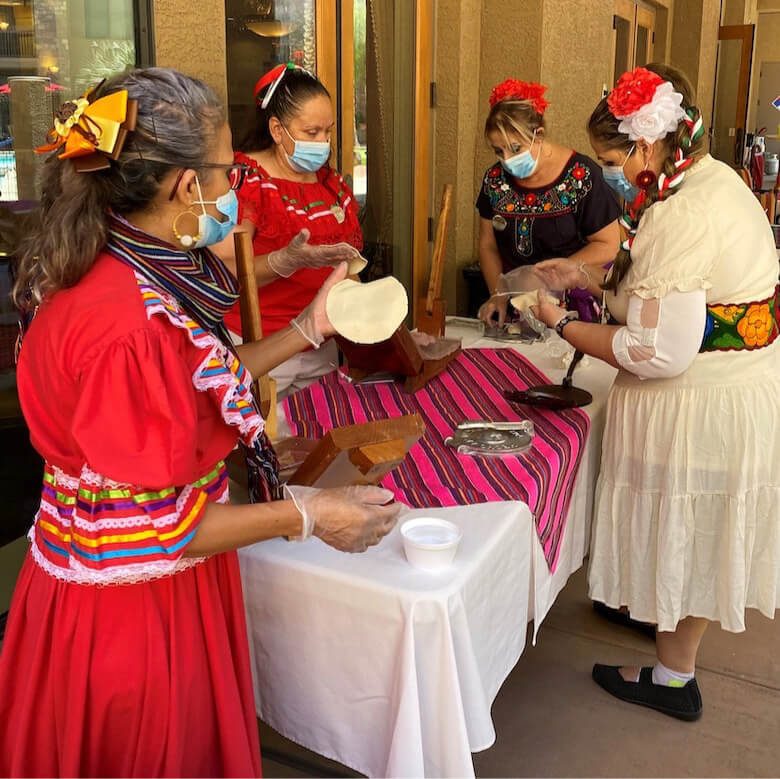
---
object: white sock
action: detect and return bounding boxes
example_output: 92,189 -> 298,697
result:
652,661 -> 694,687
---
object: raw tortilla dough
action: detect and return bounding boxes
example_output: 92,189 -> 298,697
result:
510,288 -> 556,312
348,255 -> 368,275
326,277 -> 408,344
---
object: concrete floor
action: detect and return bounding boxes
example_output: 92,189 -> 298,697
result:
261,566 -> 780,778
3,541 -> 777,777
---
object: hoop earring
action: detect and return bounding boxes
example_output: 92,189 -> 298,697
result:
172,209 -> 201,249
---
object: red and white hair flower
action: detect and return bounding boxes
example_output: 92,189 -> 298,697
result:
489,79 -> 549,115
607,67 -> 686,144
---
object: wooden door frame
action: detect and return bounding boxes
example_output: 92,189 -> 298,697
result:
613,0 -> 636,84
412,0 -> 434,322
717,24 -> 755,159
635,4 -> 655,66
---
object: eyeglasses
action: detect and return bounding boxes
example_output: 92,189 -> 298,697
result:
167,162 -> 250,201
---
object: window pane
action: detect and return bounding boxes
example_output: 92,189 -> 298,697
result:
0,0 -> 136,204
226,0 -> 316,147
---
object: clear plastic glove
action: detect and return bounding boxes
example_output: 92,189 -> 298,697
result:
284,484 -> 403,552
290,262 -> 348,348
478,294 -> 509,326
268,228 -> 364,278
534,258 -> 589,291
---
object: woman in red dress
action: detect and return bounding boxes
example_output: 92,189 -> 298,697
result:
0,67 -> 400,777
215,64 -> 364,396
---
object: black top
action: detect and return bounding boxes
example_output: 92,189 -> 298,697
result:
475,152 -> 620,272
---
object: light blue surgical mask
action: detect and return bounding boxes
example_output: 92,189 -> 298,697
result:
192,177 -> 238,248
282,124 -> 331,172
602,146 -> 638,202
500,130 -> 540,179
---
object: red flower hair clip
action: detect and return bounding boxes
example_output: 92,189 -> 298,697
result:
489,79 -> 549,115
607,67 -> 664,118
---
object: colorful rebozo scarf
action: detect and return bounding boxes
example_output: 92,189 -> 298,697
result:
105,211 -> 280,503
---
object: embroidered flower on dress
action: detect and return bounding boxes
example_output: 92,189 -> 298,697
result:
737,303 -> 774,347
571,164 -> 586,180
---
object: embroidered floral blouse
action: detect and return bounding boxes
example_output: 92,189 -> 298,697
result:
16,253 -> 265,585
475,152 -> 620,271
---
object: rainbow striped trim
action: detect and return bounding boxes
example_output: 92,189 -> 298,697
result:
31,461 -> 228,585
136,273 -> 265,445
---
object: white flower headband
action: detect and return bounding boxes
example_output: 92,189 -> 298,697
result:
607,67 -> 686,144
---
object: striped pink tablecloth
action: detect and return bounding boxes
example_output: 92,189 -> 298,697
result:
282,348 -> 590,571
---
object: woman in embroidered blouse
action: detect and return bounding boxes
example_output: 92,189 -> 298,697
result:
0,68 -> 401,777
533,64 -> 780,722
214,64 -> 363,396
476,79 -> 621,326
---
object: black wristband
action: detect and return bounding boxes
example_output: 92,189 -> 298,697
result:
554,312 -> 579,337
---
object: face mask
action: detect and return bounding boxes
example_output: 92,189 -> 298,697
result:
282,124 -> 331,172
191,176 -> 238,248
602,146 -> 638,202
501,130 -> 540,179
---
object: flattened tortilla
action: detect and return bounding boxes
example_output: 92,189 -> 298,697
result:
326,277 -> 408,343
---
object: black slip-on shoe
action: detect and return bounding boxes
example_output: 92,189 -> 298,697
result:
592,601 -> 656,640
592,664 -> 703,721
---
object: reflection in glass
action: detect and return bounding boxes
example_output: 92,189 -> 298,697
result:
226,0 -> 316,146
0,0 -> 136,202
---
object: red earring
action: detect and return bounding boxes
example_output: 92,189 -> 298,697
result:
636,167 -> 656,190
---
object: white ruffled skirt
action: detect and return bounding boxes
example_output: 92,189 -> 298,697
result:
588,342 -> 780,632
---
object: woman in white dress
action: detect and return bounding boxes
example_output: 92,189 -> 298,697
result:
533,63 -> 780,721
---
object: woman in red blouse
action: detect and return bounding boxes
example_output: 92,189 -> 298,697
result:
0,68 -> 400,777
215,64 -> 363,396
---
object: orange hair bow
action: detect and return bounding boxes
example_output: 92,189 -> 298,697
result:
36,82 -> 138,173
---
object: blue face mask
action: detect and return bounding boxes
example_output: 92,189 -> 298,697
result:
602,146 -> 638,202
500,130 -> 540,179
282,124 -> 331,172
192,177 -> 238,248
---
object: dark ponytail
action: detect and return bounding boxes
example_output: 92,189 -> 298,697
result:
238,67 -> 330,152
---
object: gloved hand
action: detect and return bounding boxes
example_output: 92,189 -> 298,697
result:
290,262 -> 348,348
268,228 -> 364,278
478,294 -> 509,326
284,484 -> 403,552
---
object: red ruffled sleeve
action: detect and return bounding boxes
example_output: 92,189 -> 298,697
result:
72,328 -> 206,489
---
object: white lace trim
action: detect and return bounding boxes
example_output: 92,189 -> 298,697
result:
192,344 -> 265,443
29,528 -> 208,586
133,271 -> 266,444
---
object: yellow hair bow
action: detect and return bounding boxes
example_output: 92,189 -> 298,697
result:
37,82 -> 138,172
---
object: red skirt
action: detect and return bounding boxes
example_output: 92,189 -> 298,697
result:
0,551 -> 262,777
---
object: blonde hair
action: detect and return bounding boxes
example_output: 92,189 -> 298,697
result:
485,100 -> 545,148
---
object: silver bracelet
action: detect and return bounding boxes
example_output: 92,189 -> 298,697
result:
576,262 -> 590,290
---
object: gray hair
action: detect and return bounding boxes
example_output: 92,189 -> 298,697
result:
13,67 -> 225,309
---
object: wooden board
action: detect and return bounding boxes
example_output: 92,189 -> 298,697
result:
287,414 -> 425,488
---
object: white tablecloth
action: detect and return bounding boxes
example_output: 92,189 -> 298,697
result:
239,326 -> 617,778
